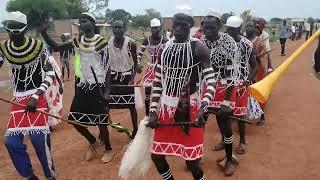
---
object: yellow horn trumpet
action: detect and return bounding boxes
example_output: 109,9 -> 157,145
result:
248,29 -> 320,104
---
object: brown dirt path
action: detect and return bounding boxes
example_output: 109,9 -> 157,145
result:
1,37 -> 320,180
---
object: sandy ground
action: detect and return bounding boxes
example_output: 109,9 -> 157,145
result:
1,37 -> 320,180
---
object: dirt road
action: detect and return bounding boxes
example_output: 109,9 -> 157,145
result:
1,38 -> 320,180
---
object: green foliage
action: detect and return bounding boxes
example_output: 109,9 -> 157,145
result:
7,0 -> 67,28
65,0 -> 88,19
308,17 -> 314,23
105,9 -> 132,25
6,0 -> 108,28
81,0 -> 109,14
270,17 -> 283,24
131,9 -> 162,29
240,10 -> 252,24
145,8 -> 161,20
131,15 -> 149,29
221,12 -> 234,25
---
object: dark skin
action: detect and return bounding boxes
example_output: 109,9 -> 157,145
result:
203,16 -> 233,112
226,26 -> 257,83
254,21 -> 274,71
39,17 -> 111,100
146,13 -> 211,128
139,25 -> 167,116
314,37 -> 320,72
39,17 -> 94,51
203,16 -> 221,42
139,26 -> 167,58
112,20 -> 141,84
226,26 -> 257,149
245,22 -> 258,41
40,16 -> 113,149
146,14 -> 212,179
2,20 -> 55,113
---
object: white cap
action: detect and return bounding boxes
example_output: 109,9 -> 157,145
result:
150,18 -> 161,27
176,4 -> 193,17
5,11 -> 27,25
81,12 -> 96,23
207,9 -> 221,20
226,16 -> 243,28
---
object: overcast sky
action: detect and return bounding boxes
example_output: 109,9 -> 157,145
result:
1,0 -> 319,22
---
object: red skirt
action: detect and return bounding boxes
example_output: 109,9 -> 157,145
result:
6,95 -> 50,136
152,94 -> 204,160
143,65 -> 156,87
202,81 -> 248,116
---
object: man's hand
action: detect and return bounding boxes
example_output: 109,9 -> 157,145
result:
37,18 -> 49,33
136,64 -> 143,74
146,111 -> 159,129
243,80 -> 251,88
267,67 -> 274,74
194,101 -> 208,127
25,97 -> 38,113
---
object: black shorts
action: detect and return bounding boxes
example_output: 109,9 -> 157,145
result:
68,85 -> 108,126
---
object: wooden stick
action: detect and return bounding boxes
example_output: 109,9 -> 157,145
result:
0,96 -> 88,128
157,122 -> 204,127
111,84 -> 146,88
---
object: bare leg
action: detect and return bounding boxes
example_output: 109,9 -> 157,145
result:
185,159 -> 205,180
151,154 -> 174,180
129,106 -> 138,139
145,87 -> 152,116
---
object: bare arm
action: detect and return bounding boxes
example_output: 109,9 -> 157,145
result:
34,54 -> 56,98
248,50 -> 257,82
195,41 -> 216,111
41,30 -> 73,52
146,47 -> 163,128
104,50 -> 111,101
267,53 -> 273,70
0,51 -> 4,69
137,38 -> 148,63
314,37 -> 320,73
149,48 -> 163,113
129,41 -> 139,83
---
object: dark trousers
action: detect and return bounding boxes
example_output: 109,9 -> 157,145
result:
280,38 -> 287,55
5,133 -> 55,178
306,31 -> 310,41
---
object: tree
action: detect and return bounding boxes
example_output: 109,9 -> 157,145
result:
105,9 -> 132,25
131,9 -> 162,29
308,17 -> 314,23
145,8 -> 162,20
270,17 -> 283,25
221,12 -> 234,24
131,15 -> 149,29
7,0 -> 68,28
65,0 -> 87,19
81,0 -> 109,14
240,10 -> 252,24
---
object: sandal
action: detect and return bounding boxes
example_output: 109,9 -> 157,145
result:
236,143 -> 246,154
213,141 -> 225,151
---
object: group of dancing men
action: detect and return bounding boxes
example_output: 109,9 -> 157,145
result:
0,5 -> 282,180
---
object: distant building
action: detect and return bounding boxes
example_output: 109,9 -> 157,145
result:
287,17 -> 308,25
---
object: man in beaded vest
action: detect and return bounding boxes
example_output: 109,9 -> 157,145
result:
0,11 -> 56,180
137,18 -> 167,117
40,13 -> 114,163
108,20 -> 141,139
225,15 -> 257,163
201,10 -> 240,176
146,5 -> 217,180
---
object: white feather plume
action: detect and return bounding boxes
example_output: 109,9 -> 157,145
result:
119,116 -> 154,179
